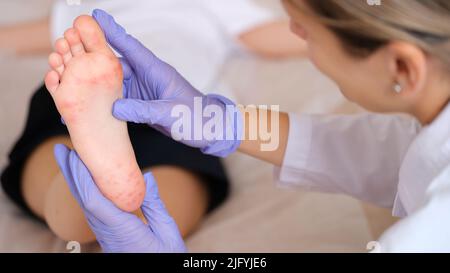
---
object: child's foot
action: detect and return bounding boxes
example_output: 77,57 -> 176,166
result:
44,15 -> 145,212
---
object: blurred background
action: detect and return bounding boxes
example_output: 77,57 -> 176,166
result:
0,0 -> 393,252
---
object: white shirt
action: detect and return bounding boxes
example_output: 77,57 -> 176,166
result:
276,103 -> 450,252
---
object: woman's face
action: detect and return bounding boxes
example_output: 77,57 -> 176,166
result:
282,0 -> 413,113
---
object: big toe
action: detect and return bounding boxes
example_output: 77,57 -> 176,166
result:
73,15 -> 114,56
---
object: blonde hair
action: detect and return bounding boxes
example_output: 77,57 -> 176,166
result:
291,0 -> 450,67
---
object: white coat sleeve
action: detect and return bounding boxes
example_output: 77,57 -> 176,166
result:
275,112 -> 421,208
377,165 -> 450,252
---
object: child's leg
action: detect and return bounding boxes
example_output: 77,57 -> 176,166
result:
22,137 -> 209,243
239,20 -> 308,59
22,136 -> 74,220
45,16 -> 147,212
0,17 -> 51,55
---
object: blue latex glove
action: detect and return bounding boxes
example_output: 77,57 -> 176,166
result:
92,9 -> 242,157
54,144 -> 187,253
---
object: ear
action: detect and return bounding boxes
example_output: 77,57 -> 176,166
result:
386,41 -> 428,98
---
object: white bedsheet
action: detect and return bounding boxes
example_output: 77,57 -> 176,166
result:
0,0 -> 374,252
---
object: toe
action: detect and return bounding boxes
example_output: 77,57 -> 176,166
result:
64,28 -> 86,57
73,15 -> 114,56
55,38 -> 73,65
45,70 -> 60,94
48,52 -> 65,76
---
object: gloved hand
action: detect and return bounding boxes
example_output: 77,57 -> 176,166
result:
54,144 -> 187,253
92,9 -> 242,157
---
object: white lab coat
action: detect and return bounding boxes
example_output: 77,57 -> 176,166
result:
276,103 -> 450,252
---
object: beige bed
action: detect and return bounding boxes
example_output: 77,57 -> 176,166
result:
0,0 -> 389,253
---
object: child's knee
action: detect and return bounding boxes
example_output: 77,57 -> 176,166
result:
44,173 -> 96,244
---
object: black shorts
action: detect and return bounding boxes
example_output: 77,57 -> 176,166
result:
1,84 -> 229,218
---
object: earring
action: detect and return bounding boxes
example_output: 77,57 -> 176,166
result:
394,83 -> 403,94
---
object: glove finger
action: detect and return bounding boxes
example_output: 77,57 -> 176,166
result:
54,144 -> 83,205
112,99 -> 175,126
92,9 -> 156,71
119,57 -> 132,80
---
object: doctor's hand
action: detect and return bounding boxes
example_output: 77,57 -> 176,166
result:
92,9 -> 242,157
54,144 -> 187,253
